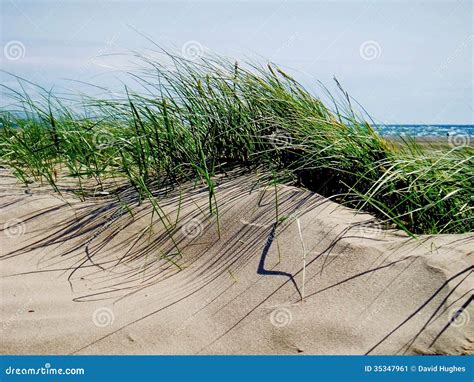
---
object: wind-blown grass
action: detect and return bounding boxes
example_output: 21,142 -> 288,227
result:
0,51 -> 472,235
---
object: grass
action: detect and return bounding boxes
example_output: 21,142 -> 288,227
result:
0,50 -> 472,236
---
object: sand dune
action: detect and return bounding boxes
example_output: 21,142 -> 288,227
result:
0,169 -> 472,355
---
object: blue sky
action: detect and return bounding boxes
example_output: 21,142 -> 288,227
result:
1,0 -> 472,124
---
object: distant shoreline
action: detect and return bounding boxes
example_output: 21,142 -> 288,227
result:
385,135 -> 473,148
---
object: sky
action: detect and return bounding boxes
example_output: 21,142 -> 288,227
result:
0,0 -> 472,124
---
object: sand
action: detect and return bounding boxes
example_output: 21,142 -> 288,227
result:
0,168 -> 472,355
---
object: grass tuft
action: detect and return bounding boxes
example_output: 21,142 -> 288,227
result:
1,50 -> 472,235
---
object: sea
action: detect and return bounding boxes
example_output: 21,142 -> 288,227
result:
374,125 -> 474,138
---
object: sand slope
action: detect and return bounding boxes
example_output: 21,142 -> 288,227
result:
0,169 -> 472,355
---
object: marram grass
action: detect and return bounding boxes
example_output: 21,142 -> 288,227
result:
0,51 -> 472,235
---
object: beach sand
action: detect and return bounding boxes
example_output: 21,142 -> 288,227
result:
386,135 -> 473,149
0,169 -> 472,355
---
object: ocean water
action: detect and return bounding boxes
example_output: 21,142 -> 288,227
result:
374,125 -> 474,137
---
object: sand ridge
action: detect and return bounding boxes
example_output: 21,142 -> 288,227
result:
0,169 -> 472,355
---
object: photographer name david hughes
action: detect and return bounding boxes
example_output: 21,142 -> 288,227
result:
418,365 -> 466,373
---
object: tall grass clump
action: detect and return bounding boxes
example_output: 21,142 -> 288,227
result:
0,50 -> 472,235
